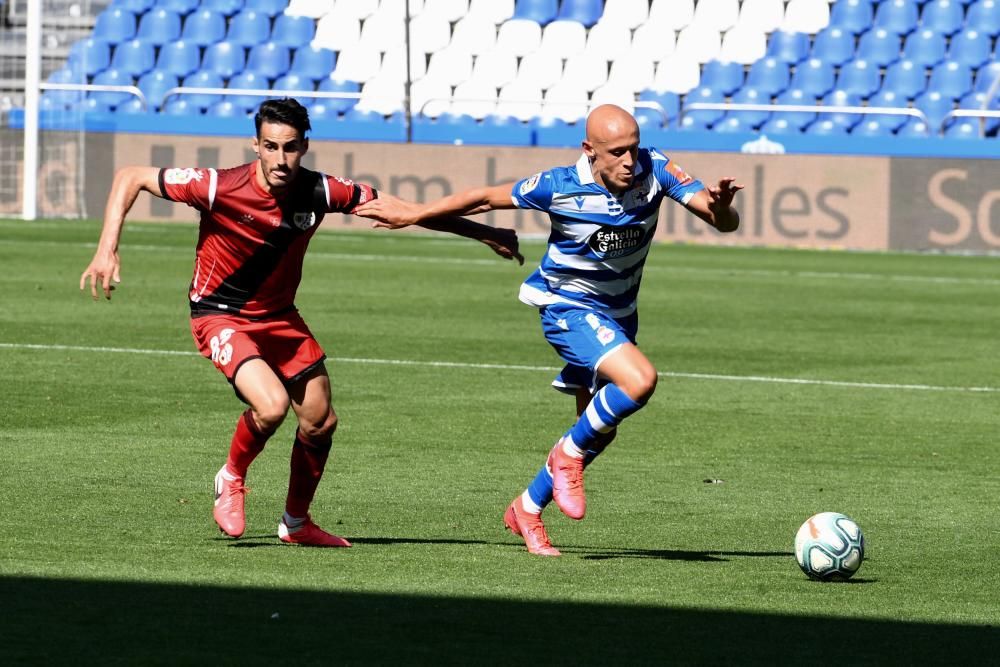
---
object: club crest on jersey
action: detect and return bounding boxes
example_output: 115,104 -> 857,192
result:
519,173 -> 542,195
292,211 -> 317,230
589,225 -> 643,258
163,167 -> 202,185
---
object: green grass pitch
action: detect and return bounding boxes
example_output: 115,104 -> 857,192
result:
1,218 -> 998,664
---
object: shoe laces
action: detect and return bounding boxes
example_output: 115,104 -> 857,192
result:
555,455 -> 584,492
225,482 -> 249,501
523,516 -> 553,548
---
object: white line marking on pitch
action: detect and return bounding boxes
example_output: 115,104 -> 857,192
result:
1,342 -> 995,394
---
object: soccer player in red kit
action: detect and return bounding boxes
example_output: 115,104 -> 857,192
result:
80,98 -> 522,547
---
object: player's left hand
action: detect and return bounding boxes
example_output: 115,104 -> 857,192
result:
707,177 -> 744,212
354,195 -> 422,228
482,227 -> 524,265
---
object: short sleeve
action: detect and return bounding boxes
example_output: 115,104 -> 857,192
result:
323,174 -> 379,214
159,167 -> 213,209
648,149 -> 704,205
511,171 -> 555,211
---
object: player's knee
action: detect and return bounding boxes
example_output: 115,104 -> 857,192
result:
622,366 -> 658,403
253,397 -> 290,432
299,410 -> 337,443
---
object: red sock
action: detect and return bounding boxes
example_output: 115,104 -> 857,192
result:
285,430 -> 332,518
225,409 -> 271,478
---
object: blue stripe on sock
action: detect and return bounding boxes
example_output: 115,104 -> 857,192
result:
527,464 -> 554,507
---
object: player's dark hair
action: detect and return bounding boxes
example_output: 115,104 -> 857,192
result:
255,98 -> 311,138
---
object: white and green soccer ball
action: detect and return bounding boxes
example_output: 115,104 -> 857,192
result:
794,512 -> 865,581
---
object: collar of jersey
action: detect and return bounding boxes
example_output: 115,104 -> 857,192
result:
574,152 -> 646,197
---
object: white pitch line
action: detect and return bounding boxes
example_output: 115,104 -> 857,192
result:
1,342 -> 996,394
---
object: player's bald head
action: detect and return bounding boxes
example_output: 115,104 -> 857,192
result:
585,104 -> 639,146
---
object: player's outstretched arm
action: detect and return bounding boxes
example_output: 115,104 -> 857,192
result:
80,166 -> 163,300
418,215 -> 524,265
354,183 -> 518,229
685,177 -> 744,233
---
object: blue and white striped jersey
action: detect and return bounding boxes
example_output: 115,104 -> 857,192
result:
511,148 -> 704,317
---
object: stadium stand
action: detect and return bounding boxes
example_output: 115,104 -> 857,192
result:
13,0 -> 999,144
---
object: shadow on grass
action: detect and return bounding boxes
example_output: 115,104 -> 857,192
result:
1,575 -> 996,665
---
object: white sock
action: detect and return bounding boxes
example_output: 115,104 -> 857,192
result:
562,436 -> 586,459
220,465 -> 240,481
282,512 -> 306,529
520,490 -> 543,515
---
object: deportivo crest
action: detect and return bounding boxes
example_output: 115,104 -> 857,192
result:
163,167 -> 203,185
519,172 -> 542,195
292,211 -> 317,230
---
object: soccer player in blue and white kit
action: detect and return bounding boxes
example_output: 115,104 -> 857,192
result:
357,105 -> 743,555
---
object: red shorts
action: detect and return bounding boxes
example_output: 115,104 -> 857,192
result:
190,311 -> 326,386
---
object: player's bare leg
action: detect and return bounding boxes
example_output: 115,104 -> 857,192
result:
214,360 -> 290,537
278,364 -> 350,547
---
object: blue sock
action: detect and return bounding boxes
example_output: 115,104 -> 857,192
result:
525,430 -> 616,510
566,384 -> 644,452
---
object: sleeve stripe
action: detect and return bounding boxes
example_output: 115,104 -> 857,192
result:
321,172 -> 330,209
157,169 -> 172,201
207,168 -> 218,210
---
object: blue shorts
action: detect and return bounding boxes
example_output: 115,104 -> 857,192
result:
539,303 -> 638,395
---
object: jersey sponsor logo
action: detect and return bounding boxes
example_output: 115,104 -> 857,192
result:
666,160 -> 693,185
163,167 -> 203,185
519,172 -> 542,195
334,176 -> 355,187
588,225 -> 644,258
292,211 -> 317,230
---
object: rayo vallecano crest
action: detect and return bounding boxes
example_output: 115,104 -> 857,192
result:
292,211 -> 317,230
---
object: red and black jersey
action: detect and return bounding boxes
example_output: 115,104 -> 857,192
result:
159,162 -> 376,319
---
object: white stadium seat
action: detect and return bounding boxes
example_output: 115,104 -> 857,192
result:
450,16 -> 498,55
356,75 -> 405,114
562,51 -> 610,92
598,0 -> 650,30
451,79 -> 498,119
496,80 -> 543,120
410,13 -> 454,55
381,44 -> 428,82
630,21 -> 676,62
590,82 -> 636,114
651,53 -> 701,93
467,0 -> 514,24
648,0 -> 694,31
330,0 -> 379,21
541,81 -> 589,122
738,0 -> 786,33
359,8 -> 406,51
411,76 -> 452,117
421,0 -> 470,23
494,19 -> 542,56
692,0 -> 740,32
330,43 -> 382,83
517,51 -> 565,90
538,20 -> 587,59
470,51 -> 518,88
424,46 -> 473,86
782,0 -> 831,34
584,20 -> 633,60
719,26 -> 767,64
607,53 -> 655,93
675,23 -> 722,64
313,15 -> 361,53
285,0 -> 333,19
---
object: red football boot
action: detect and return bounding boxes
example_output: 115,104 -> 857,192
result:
504,498 -> 561,556
548,441 -> 586,520
213,466 -> 247,538
278,516 -> 352,548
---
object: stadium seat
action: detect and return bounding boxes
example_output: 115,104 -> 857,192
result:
162,98 -> 198,116
790,57 -> 836,97
113,0 -> 155,12
425,46 -> 474,86
920,0 -> 965,37
411,77 -> 453,119
155,0 -> 199,14
272,14 -> 316,49
288,45 -> 336,81
468,0 -> 514,24
836,59 -> 882,99
519,51 -> 566,89
913,89 -> 955,130
629,22 -> 675,63
902,29 -> 947,68
966,0 -> 1000,38
422,0 -> 469,23
882,59 -> 928,98
556,0 -> 603,27
244,0 -> 289,17
867,89 -> 911,130
539,82 -> 587,123
246,43 -> 292,81
41,68 -> 84,108
495,19 -> 543,56
738,0 -> 785,33
745,57 -> 790,97
136,8 -> 181,46
206,100 -> 248,118
512,0 -> 559,25
757,116 -> 798,135
93,7 -> 136,44
821,89 -> 864,129
774,87 -> 818,129
852,118 -> 895,136
958,90 -> 1000,132
766,30 -> 810,65
470,51 -> 517,88
539,20 -> 587,58
451,79 -> 499,119
650,54 -> 700,94
179,70 -> 226,110
589,81 -> 637,114
683,86 -> 726,126
782,0 -> 831,33
449,15 -> 497,55
156,39 -> 201,78
692,0 -> 739,32
67,38 -> 111,77
202,41 -> 246,80
713,116 -> 754,133
675,23 -> 722,64
677,115 -> 710,132
897,116 -> 932,136
728,86 -> 772,127
115,97 -> 148,115
804,118 -> 847,135
811,27 -> 854,67
272,73 -> 315,98
719,26 -> 767,65
181,9 -> 226,47
312,15 -> 361,52
317,76 -> 361,114
874,0 -> 919,36
828,0 -> 873,35
700,60 -> 744,96
637,89 -> 680,126
77,97 -> 113,115
943,119 -> 981,138
563,51 -> 611,91
607,53 -> 654,93
948,30 -> 992,69
599,0 -> 650,30
110,38 -> 155,78
380,44 -> 427,83
89,67 -> 134,108
928,61 -> 973,99
226,10 -> 270,48
586,20 -> 633,60
857,29 -> 902,68
136,70 -> 179,111
974,62 -> 1000,91
201,0 -> 244,16
496,80 -> 543,120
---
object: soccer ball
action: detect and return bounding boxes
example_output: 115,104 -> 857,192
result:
794,512 -> 865,581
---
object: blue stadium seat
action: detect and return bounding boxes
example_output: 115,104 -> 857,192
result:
811,27 -> 855,67
289,45 -> 336,81
897,116 -> 932,135
867,88 -> 911,130
317,76 -> 360,114
766,31 -> 810,65
913,89 -> 955,129
700,60 -> 744,96
958,90 -> 1000,132
757,117 -> 798,135
836,59 -> 882,99
137,70 -> 179,111
728,86 -> 771,128
154,0 -> 199,15
902,29 -> 947,68
201,0 -> 244,16
948,30 -> 992,68
181,9 -> 226,47
156,39 -> 201,78
111,38 -> 155,77
136,8 -> 181,46
928,60 -> 973,99
244,0 -> 289,16
967,0 -> 1000,38
246,43 -> 291,80
67,38 -> 111,77
93,7 -> 136,44
43,68 -> 84,107
202,41 -> 246,79
821,89 -> 864,129
829,0 -> 874,34
974,61 -> 1000,91
273,73 -> 315,98
163,98 -> 198,116
227,71 -> 269,110
774,88 -> 818,130
745,57 -> 790,97
682,86 -> 726,126
882,59 -> 927,98
89,66 -> 134,108
713,116 -> 754,133
179,70 -> 226,109
920,0 -> 965,37
805,119 -> 848,135
556,0 -> 603,27
852,118 -> 895,136
677,115 -> 710,132
874,0 -> 919,36
636,89 -> 680,127
272,14 -> 316,49
206,100 -> 249,117
857,28 -> 901,68
112,0 -> 155,12
790,58 -> 836,98
227,10 -> 271,48
76,97 -> 113,115
943,119 -> 981,138
513,0 -> 559,26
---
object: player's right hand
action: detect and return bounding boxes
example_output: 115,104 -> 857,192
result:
354,195 -> 422,229
80,250 -> 121,300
